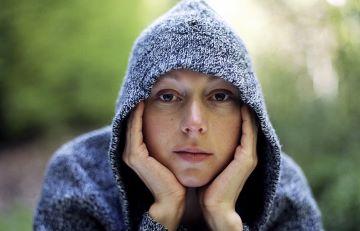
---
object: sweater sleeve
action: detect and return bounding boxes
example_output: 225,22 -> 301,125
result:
138,211 -> 191,231
138,211 -> 248,231
33,146 -> 124,231
138,211 -> 169,231
266,153 -> 324,231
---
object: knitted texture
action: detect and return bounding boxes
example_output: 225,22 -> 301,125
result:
139,212 -> 169,231
34,0 -> 324,230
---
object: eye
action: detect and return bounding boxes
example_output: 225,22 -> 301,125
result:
210,91 -> 233,102
156,90 -> 181,103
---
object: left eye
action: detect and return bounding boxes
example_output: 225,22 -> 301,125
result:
211,92 -> 231,101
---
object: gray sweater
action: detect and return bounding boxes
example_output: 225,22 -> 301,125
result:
33,0 -> 324,230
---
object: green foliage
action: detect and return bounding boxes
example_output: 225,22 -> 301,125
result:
0,205 -> 32,231
1,0 -> 165,140
256,1 -> 360,230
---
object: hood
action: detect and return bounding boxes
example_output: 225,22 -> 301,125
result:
108,0 -> 281,229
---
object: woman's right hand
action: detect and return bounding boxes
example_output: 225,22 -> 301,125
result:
122,101 -> 186,231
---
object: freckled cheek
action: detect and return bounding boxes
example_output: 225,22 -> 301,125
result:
143,113 -> 177,158
211,113 -> 241,146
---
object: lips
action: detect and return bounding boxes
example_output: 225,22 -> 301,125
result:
173,147 -> 212,162
173,147 -> 212,154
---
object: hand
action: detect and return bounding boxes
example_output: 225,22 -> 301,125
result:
122,101 -> 186,231
198,105 -> 258,231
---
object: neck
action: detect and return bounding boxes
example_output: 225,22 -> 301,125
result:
181,188 -> 205,226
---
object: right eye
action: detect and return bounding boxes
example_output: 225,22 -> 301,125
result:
157,90 -> 181,103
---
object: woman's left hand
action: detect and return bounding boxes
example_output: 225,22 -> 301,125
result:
198,105 -> 258,231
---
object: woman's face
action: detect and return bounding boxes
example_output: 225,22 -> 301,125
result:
143,69 -> 242,187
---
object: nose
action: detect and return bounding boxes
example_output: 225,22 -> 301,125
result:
180,100 -> 208,135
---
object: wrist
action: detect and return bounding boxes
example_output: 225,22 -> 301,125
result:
204,209 -> 243,231
149,199 -> 185,231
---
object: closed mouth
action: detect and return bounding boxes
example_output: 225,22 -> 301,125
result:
173,147 -> 212,155
173,151 -> 211,155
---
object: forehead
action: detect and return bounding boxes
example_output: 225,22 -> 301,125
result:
154,69 -> 233,87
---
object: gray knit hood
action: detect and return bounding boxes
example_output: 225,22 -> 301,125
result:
108,0 -> 281,229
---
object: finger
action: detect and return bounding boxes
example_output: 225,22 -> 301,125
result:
210,143 -> 258,204
239,105 -> 255,155
230,163 -> 251,201
126,110 -> 134,142
124,109 -> 134,163
124,102 -> 143,163
139,157 -> 183,199
249,109 -> 258,154
130,101 -> 145,147
126,103 -> 138,141
198,156 -> 253,208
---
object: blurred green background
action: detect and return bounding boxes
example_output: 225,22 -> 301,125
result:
0,0 -> 359,230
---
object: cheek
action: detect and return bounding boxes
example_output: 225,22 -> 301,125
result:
211,110 -> 242,154
142,109 -> 177,159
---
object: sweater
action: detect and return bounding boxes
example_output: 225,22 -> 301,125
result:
33,0 -> 324,230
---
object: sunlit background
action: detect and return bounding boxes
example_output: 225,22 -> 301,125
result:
0,0 -> 359,230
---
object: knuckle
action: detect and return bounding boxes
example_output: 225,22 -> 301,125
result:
244,154 -> 258,170
122,152 -> 130,165
251,156 -> 258,169
127,153 -> 138,167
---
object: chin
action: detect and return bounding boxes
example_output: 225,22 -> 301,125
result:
177,175 -> 211,188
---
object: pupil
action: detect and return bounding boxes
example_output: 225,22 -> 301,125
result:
215,93 -> 226,101
163,94 -> 173,101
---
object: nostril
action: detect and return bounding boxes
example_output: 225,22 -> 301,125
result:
184,127 -> 204,134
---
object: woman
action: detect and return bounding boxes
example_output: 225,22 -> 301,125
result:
34,0 -> 324,230
124,69 -> 258,230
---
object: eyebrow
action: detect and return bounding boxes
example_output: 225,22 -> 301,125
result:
154,75 -> 239,95
157,73 -> 238,92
